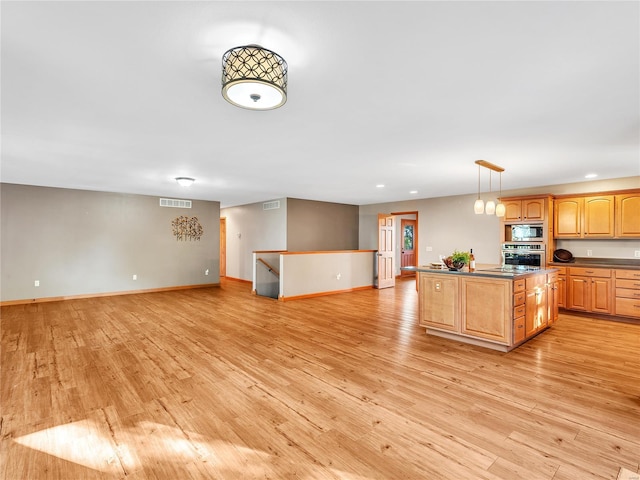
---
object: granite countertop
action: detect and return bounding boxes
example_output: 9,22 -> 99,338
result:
548,257 -> 640,270
403,265 -> 558,279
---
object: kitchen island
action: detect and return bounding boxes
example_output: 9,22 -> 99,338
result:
404,266 -> 559,352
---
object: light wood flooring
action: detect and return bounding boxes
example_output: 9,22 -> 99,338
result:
2,277 -> 639,479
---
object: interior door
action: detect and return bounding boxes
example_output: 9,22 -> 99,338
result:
377,214 -> 395,289
400,219 -> 416,276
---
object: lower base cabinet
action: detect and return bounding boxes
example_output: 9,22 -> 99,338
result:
615,269 -> 640,318
566,268 -> 613,314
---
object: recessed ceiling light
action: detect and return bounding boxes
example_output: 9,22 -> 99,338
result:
376,184 -> 385,188
175,177 -> 195,187
585,173 -> 598,179
409,190 -> 418,194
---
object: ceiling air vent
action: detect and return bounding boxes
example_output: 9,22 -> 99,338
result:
159,198 -> 192,209
263,200 -> 280,210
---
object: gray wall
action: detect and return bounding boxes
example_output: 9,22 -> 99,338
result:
287,198 -> 359,252
220,198 -> 287,281
1,184 -> 220,302
359,176 -> 640,274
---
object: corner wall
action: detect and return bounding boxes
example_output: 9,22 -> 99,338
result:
0,184 -> 220,302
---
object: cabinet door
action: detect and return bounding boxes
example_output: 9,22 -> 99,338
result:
554,198 -> 582,238
567,276 -> 590,311
557,275 -> 566,308
419,274 -> 459,331
525,287 -> 547,337
584,196 -> 614,237
591,278 -> 613,313
522,198 -> 545,221
503,200 -> 522,222
616,194 -> 640,237
460,277 -> 511,344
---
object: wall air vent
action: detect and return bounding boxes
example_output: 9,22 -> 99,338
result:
263,200 -> 281,210
159,198 -> 192,209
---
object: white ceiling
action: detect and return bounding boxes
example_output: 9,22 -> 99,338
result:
2,1 -> 639,207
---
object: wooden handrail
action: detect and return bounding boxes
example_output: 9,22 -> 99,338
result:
257,258 -> 279,277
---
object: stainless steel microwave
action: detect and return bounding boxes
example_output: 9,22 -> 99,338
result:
511,224 -> 544,242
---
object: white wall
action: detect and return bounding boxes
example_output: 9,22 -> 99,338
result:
221,198 -> 287,281
280,251 -> 375,299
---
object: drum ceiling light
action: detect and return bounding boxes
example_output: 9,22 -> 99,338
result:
474,160 -> 505,217
221,45 -> 288,110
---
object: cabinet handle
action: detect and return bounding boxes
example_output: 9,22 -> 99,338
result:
585,270 -> 594,274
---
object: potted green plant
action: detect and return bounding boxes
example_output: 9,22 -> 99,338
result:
445,250 -> 471,271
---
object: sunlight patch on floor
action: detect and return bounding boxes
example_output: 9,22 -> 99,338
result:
13,419 -> 377,478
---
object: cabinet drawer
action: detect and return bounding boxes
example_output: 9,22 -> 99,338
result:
547,272 -> 559,283
569,267 -> 611,278
514,305 -> 525,318
514,291 -> 526,306
553,266 -> 567,275
526,275 -> 547,290
615,270 -> 640,280
616,288 -> 640,300
514,279 -> 525,292
616,297 -> 640,318
514,316 -> 525,343
616,279 -> 640,290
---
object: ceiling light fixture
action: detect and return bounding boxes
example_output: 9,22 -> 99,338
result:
175,177 -> 195,187
221,45 -> 288,110
473,160 -> 505,216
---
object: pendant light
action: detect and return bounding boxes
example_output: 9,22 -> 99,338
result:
473,160 -> 505,216
474,163 -> 485,214
485,170 -> 496,215
495,171 -> 506,217
222,45 -> 288,110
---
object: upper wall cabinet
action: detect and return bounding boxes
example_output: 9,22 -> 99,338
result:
502,197 -> 546,223
554,191 -> 640,239
616,194 -> 640,237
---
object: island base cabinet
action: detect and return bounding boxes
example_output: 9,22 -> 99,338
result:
419,273 -> 459,331
460,277 -> 511,344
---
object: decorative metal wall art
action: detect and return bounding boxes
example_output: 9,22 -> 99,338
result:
171,216 -> 203,241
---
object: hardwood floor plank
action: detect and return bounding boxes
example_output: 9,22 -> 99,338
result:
2,277 -> 639,479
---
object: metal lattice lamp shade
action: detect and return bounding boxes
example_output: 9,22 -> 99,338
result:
222,45 -> 288,110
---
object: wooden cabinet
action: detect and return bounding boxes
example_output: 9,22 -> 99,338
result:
525,274 -> 548,337
503,197 -> 546,223
614,269 -> 640,318
555,266 -> 567,309
547,271 -> 559,324
419,273 -> 459,331
567,268 -> 613,314
554,197 -> 582,237
584,196 -> 614,237
554,196 -> 614,238
460,277 -> 511,344
417,271 -> 553,351
554,192 -> 640,239
615,194 -> 640,237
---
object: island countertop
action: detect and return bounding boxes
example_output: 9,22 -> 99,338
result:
402,264 -> 558,279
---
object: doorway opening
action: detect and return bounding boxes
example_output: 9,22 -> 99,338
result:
391,211 -> 418,277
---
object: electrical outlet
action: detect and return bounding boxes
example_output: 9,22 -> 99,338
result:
205,269 -> 209,275
426,246 -> 433,252
34,280 -> 40,287
587,250 -> 593,257
132,274 -> 137,280
336,273 -> 341,280
635,250 -> 640,258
